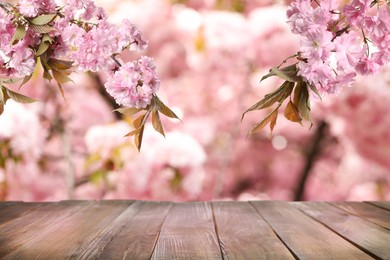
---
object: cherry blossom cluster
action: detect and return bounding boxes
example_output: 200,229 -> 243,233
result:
287,0 -> 390,94
105,56 -> 160,108
0,0 -> 159,111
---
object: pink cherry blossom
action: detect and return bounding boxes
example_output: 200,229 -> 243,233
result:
8,45 -> 36,77
104,56 -> 160,108
333,31 -> 364,71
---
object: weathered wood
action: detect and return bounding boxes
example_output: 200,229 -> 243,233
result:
0,200 -> 92,258
367,201 -> 390,211
151,202 -> 222,260
332,201 -> 390,230
295,202 -> 390,259
251,201 -> 372,259
0,202 -> 47,226
97,201 -> 172,260
0,200 -> 389,259
212,201 -> 294,259
2,200 -> 131,259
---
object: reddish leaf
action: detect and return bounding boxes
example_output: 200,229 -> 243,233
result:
242,81 -> 294,121
48,58 -> 73,71
248,106 -> 280,135
133,113 -> 146,129
154,95 -> 180,120
152,111 -> 165,137
52,69 -> 73,84
134,125 -> 145,151
284,100 -> 302,123
5,87 -> 38,103
115,107 -> 143,116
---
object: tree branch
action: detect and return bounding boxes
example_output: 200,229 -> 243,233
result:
88,72 -> 122,120
294,121 -> 327,201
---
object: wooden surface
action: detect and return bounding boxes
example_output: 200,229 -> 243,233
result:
0,201 -> 389,259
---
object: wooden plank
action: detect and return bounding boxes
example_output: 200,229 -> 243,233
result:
331,202 -> 390,230
0,202 -> 47,226
151,202 -> 222,259
0,200 -> 91,258
97,201 -> 172,260
212,201 -> 294,259
295,202 -> 390,259
251,201 -> 372,259
367,201 -> 390,211
2,200 -> 131,259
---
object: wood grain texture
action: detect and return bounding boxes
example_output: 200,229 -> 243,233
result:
97,201 -> 172,260
295,202 -> 390,259
2,200 -> 131,259
151,202 -> 222,260
0,202 -> 47,227
0,201 -> 389,259
0,200 -> 91,258
332,201 -> 390,230
367,201 -> 390,211
212,201 -> 294,259
251,201 -> 372,259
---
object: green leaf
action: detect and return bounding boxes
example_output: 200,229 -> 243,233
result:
270,67 -> 300,82
114,107 -> 143,116
248,106 -> 280,135
29,14 -> 56,25
284,100 -> 302,123
47,58 -> 73,70
152,111 -> 165,137
52,69 -> 73,85
0,86 -> 5,104
42,34 -> 54,43
30,24 -> 55,34
1,77 -> 22,84
308,83 -> 322,100
89,170 -> 106,184
5,87 -> 38,103
242,81 -> 294,121
260,64 -> 299,82
10,25 -> 26,45
36,41 -> 51,56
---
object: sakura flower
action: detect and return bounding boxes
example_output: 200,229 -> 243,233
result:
343,0 -> 371,26
117,19 -> 148,52
64,0 -> 98,20
18,0 -> 41,17
333,31 -> 364,71
18,0 -> 56,17
104,56 -> 160,108
300,28 -> 334,60
8,45 -> 36,77
355,55 -> 382,75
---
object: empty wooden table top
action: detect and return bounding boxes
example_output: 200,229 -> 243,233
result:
0,200 -> 389,259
